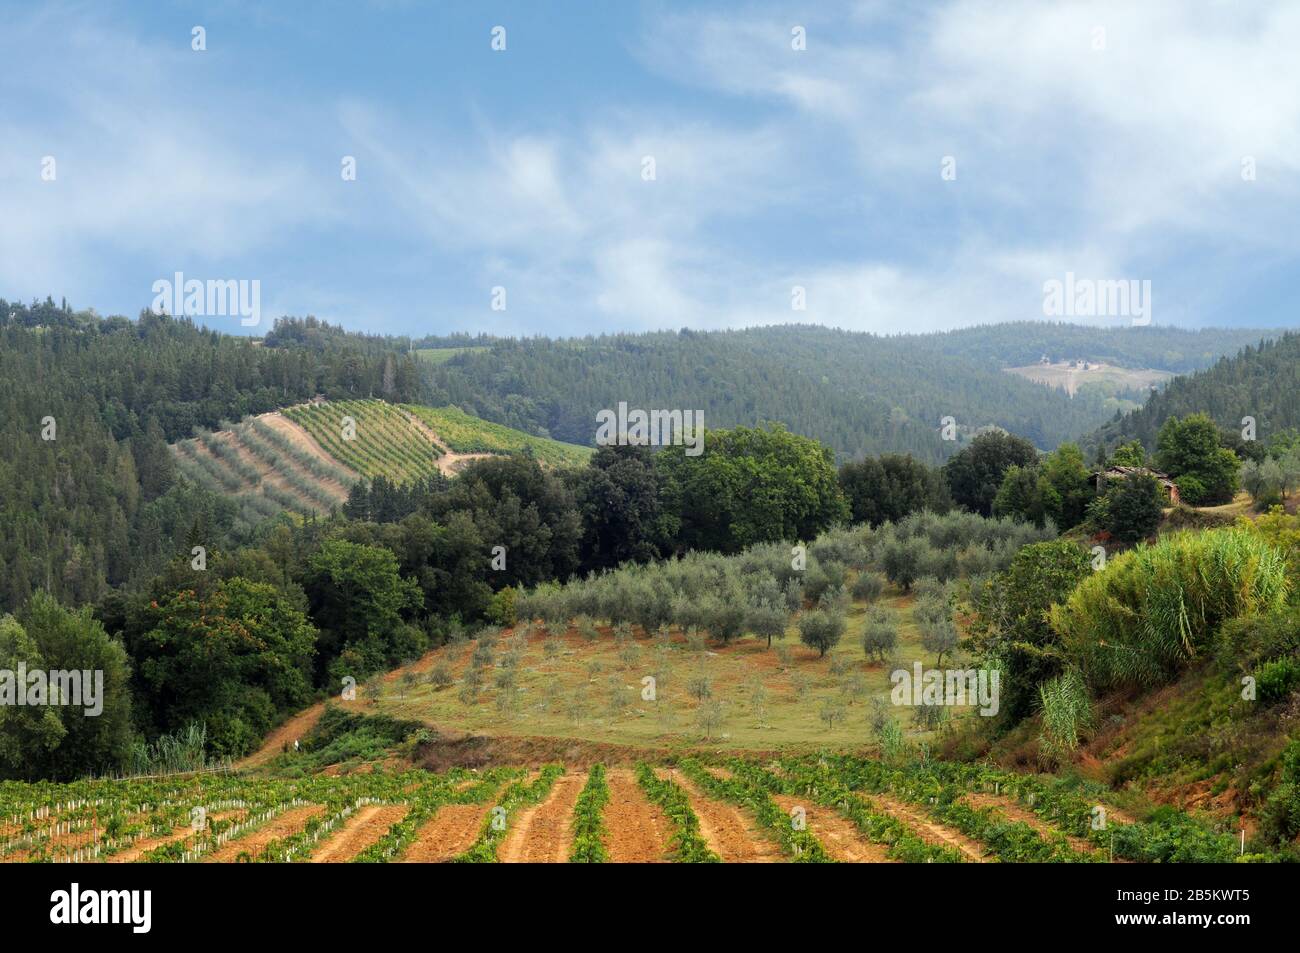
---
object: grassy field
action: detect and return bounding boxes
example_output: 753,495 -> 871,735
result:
402,404 -> 593,467
414,346 -> 490,365
362,589 -> 977,750
1004,361 -> 1173,397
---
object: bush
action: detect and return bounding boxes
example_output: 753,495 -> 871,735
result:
1258,739 -> 1300,846
851,571 -> 886,603
1051,529 -> 1290,688
1216,605 -> 1300,671
486,586 -> 518,627
1257,656 -> 1300,704
1037,668 -> 1094,762
798,608 -> 846,657
1089,472 -> 1164,544
861,607 -> 898,662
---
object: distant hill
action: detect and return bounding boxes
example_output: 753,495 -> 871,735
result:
1091,332 -> 1300,452
418,323 -> 1278,462
902,322 -> 1273,373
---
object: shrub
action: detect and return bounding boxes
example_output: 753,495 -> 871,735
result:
798,608 -> 846,657
851,571 -> 885,603
486,586 -> 518,627
861,607 -> 898,662
1051,529 -> 1290,688
1257,656 -> 1300,704
1037,668 -> 1094,762
1089,472 -> 1164,544
576,615 -> 600,642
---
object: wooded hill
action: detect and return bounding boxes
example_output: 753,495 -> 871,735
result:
1091,332 -> 1300,453
418,324 -> 1276,462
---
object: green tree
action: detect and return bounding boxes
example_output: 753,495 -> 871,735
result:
571,445 -> 675,572
1041,443 -> 1094,528
0,593 -> 133,780
133,578 -> 317,758
658,424 -> 849,554
1156,413 -> 1240,505
943,431 -> 1040,516
1090,472 -> 1165,544
992,464 -> 1052,527
1109,440 -> 1147,467
304,539 -> 424,684
968,540 -> 1091,723
838,454 -> 950,527
798,607 -> 846,658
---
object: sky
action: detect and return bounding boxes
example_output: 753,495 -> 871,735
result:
2,0 -> 1298,339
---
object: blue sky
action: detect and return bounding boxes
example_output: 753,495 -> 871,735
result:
2,0 -> 1298,338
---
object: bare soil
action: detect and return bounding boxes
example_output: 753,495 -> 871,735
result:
400,803 -> 495,862
310,804 -> 408,863
666,769 -> 780,863
499,772 -> 584,863
604,769 -> 671,863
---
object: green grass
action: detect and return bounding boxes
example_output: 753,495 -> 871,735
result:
414,346 -> 490,365
366,588 -> 980,751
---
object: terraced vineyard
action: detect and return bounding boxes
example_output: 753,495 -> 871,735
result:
0,754 -> 1249,863
170,399 -> 593,529
281,399 -> 446,484
171,414 -> 358,526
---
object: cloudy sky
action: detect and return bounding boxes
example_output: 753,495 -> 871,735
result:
2,0 -> 1298,337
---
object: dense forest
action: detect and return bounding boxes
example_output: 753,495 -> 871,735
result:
904,322 -> 1271,372
1091,332 -> 1300,453
418,324 -> 1275,462
0,301 -> 422,614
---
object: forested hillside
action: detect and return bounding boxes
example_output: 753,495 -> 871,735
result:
906,322 -> 1272,372
420,324 -> 1276,462
1092,332 -> 1300,452
0,301 -> 422,613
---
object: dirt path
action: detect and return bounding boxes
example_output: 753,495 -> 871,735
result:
604,769 -> 671,863
867,793 -> 988,862
256,412 -> 361,482
310,805 -> 408,863
235,703 -> 327,770
205,805 -> 324,863
771,795 -> 893,863
395,407 -> 496,476
400,803 -> 495,862
499,773 -> 584,863
666,769 -> 780,863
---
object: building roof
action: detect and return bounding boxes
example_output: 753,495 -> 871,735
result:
1098,465 -> 1178,488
